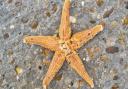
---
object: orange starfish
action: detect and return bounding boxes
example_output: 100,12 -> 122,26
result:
23,0 -> 103,89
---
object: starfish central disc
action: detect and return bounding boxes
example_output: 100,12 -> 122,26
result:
59,40 -> 72,55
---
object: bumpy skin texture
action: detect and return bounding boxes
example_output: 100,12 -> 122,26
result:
23,0 -> 104,89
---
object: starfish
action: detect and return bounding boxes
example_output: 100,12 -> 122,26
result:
23,0 -> 103,89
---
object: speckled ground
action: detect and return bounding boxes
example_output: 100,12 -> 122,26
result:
0,0 -> 128,89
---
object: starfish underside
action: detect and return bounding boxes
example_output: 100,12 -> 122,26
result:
23,0 -> 104,89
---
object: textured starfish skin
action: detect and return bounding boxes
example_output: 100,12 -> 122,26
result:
23,0 -> 104,89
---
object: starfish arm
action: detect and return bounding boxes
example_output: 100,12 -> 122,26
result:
71,25 -> 103,50
59,0 -> 71,40
43,51 -> 65,89
23,36 -> 59,51
66,51 -> 94,88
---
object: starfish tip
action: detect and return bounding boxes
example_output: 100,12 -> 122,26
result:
43,85 -> 47,89
97,25 -> 104,31
89,78 -> 94,88
91,83 -> 94,88
23,38 -> 27,43
100,25 -> 104,31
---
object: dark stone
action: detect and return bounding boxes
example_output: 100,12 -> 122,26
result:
46,11 -> 51,17
51,3 -> 57,13
6,84 -> 9,87
19,32 -> 21,35
119,58 -> 124,65
113,75 -> 119,80
70,81 -> 74,86
103,7 -> 114,18
3,33 -> 9,39
54,73 -> 63,81
104,65 -> 108,68
15,1 -> 22,7
106,46 -> 119,54
90,20 -> 96,24
125,2 -> 128,9
38,65 -> 42,70
111,83 -> 119,89
30,20 -> 39,29
96,0 -> 104,7
102,38 -> 106,43
7,0 -> 13,3
0,59 -> 2,64
0,78 -> 3,86
21,17 -> 29,23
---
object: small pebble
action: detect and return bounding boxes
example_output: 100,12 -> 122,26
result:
30,20 -> 39,29
122,16 -> 128,25
38,65 -> 42,70
85,56 -> 90,62
106,46 -> 119,54
21,17 -> 29,23
97,14 -> 102,19
106,38 -> 116,46
100,54 -> 109,62
81,1 -> 85,6
7,0 -> 13,3
70,16 -> 77,23
7,49 -> 13,56
103,7 -> 114,18
119,58 -> 124,65
3,33 -> 9,39
52,3 -> 57,13
86,48 -> 95,59
9,58 -> 15,64
111,21 -> 118,28
90,19 -> 96,24
87,46 -> 101,59
16,76 -> 19,80
54,73 -> 63,81
15,1 -> 22,7
125,1 -> 128,9
111,83 -> 119,89
110,68 -> 118,75
46,11 -> 51,17
117,32 -> 126,46
96,0 -> 104,7
113,75 -> 119,80
10,25 -> 15,29
83,58 -> 86,61
70,81 -> 74,86
15,66 -> 23,75
0,60 -> 2,64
